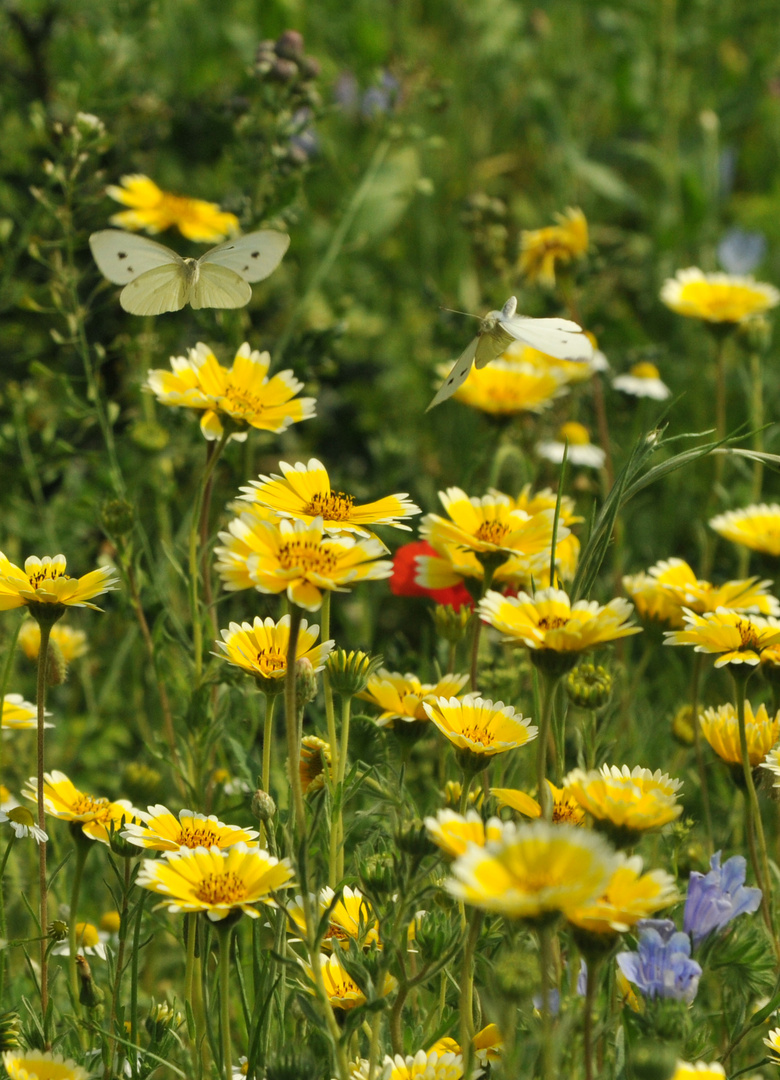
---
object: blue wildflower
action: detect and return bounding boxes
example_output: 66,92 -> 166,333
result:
616,919 -> 701,1004
683,851 -> 762,945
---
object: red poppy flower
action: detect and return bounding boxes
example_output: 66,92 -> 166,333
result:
390,541 -> 473,611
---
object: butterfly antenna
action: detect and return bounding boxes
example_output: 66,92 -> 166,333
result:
439,305 -> 479,319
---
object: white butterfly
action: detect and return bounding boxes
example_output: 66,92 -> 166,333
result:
88,229 -> 290,316
427,296 -> 594,410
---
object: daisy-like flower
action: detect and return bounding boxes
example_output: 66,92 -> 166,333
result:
1,694 -> 51,731
361,669 -> 472,728
145,342 -> 316,443
215,615 -> 334,682
287,885 -> 379,949
215,515 -> 392,612
0,554 -> 117,613
508,485 -> 582,581
764,1028 -> 780,1064
700,702 -> 779,766
2,1050 -> 88,1080
442,358 -> 567,416
567,855 -> 678,934
239,459 -> 420,537
106,174 -> 240,242
423,694 -> 537,759
447,819 -> 617,922
710,504 -> 780,557
663,608 -> 780,668
18,620 -> 88,662
383,1050 -> 464,1080
300,735 -> 332,794
306,951 -> 397,1009
0,784 -> 14,811
612,362 -> 670,400
518,207 -> 589,287
671,1065 -> 726,1080
565,765 -> 683,837
421,487 -> 564,560
136,843 -> 293,921
52,921 -> 109,960
423,809 -> 505,859
502,337 -> 600,386
23,771 -> 140,844
491,782 -> 585,825
536,422 -> 606,469
622,571 -> 685,627
428,1025 -> 502,1067
121,806 -> 259,852
0,805 -> 47,843
660,267 -> 779,323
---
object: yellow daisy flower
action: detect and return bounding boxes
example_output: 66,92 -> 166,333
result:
447,819 -> 617,921
508,485 -> 582,580
664,608 -> 780,668
423,809 -> 506,859
700,702 -> 780,766
660,267 -> 779,323
421,487 -> 564,560
764,1027 -> 780,1063
18,620 -> 88,662
518,207 -> 589,287
145,342 -> 316,442
537,422 -> 606,469
357,669 -> 471,727
0,554 -> 117,612
287,885 -> 379,949
423,694 -> 538,758
567,855 -> 678,934
651,558 -> 777,617
671,1064 -> 726,1080
442,358 -> 567,416
384,1050 -> 464,1080
106,174 -> 240,242
491,782 -> 586,825
239,458 -> 420,537
23,771 -> 140,844
51,921 -> 109,960
100,910 -> 122,934
612,362 -> 670,400
120,805 -> 259,852
1,693 -> 51,731
2,1049 -> 88,1080
565,765 -> 683,834
502,337 -> 598,386
300,735 -> 332,794
622,571 -> 685,627
215,515 -> 392,612
710,504 -> 780,557
136,842 -> 293,921
306,951 -> 397,1009
215,615 -> 334,680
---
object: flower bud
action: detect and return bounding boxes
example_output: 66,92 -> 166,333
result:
45,640 -> 68,686
394,819 -> 436,858
358,852 -> 396,899
76,955 -> 104,1009
299,736 -> 331,795
48,920 -> 69,942
565,663 -> 613,710
671,704 -> 695,747
265,1047 -> 320,1080
629,1042 -> 678,1080
0,1010 -> 22,1050
325,649 -> 383,697
275,30 -> 305,59
100,498 -> 136,537
411,909 -> 459,965
145,1001 -> 183,1042
251,789 -> 277,822
432,604 -> 472,645
295,657 -> 319,709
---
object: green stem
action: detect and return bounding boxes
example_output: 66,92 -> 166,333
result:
0,614 -> 23,786
458,773 -> 475,817
469,560 -> 498,694
689,654 -> 714,853
189,432 -> 230,683
184,912 -> 198,1038
130,888 -> 147,1078
458,909 -> 483,1070
335,694 -> 352,882
536,673 -> 560,820
583,956 -> 602,1080
106,857 -> 132,1080
0,835 -> 15,999
538,926 -> 554,1080
67,838 -> 91,1019
218,924 -> 233,1080
35,619 -> 53,1044
284,606 -> 305,838
750,351 -> 765,504
261,694 -> 277,803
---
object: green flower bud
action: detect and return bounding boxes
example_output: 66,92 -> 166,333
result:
411,909 -> 459,965
45,640 -> 68,686
295,656 -> 319,709
101,498 -> 136,537
566,663 -> 613,710
265,1047 -> 320,1080
129,420 -> 169,452
251,789 -> 276,822
432,604 -> 472,645
145,1000 -> 183,1042
493,948 -> 539,1001
530,649 -> 579,678
325,648 -> 383,697
48,920 -> 69,942
394,819 -> 436,858
630,1041 -> 678,1080
0,1010 -> 21,1050
358,852 -> 397,899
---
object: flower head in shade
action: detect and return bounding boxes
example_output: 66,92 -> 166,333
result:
0,554 -> 117,613
671,1064 -> 726,1080
421,488 -> 564,561
567,855 -> 678,935
287,885 -> 379,949
444,358 -> 567,416
660,267 -> 779,323
622,571 -> 685,628
683,851 -> 762,945
306,952 -> 397,1009
18,620 -> 87,663
145,342 -> 315,442
239,459 -> 420,537
106,174 -> 239,242
0,805 -> 47,843
382,1050 -> 464,1080
215,615 -> 334,682
616,919 -> 702,1003
491,783 -> 586,826
389,541 -> 473,611
565,765 -> 683,837
518,207 -> 588,287
536,422 -> 605,469
2,1049 -> 88,1080
765,1029 -> 780,1064
710,504 -> 780,557
447,819 -> 617,922
52,921 -> 109,960
612,362 -> 670,400
300,735 -> 331,794
423,695 -> 537,760
1,694 -> 51,732
121,806 -> 259,852
215,515 -> 392,612
664,608 -> 780,668
424,809 -> 505,860
23,771 -> 140,844
137,843 -> 293,921
358,669 -> 469,728
699,701 -> 779,766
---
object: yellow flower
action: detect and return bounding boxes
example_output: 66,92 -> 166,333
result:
421,487 -> 564,560
145,342 -> 316,442
612,362 -> 670,400
358,669 -> 470,727
106,174 -> 239,242
0,554 -> 117,612
502,338 -> 597,386
764,1027 -> 780,1063
300,735 -> 332,794
443,780 -> 483,809
479,587 -> 640,655
567,855 -> 678,934
671,1064 -> 726,1080
536,422 -> 606,469
100,910 -> 122,934
18,620 -> 88,662
651,558 -> 777,617
240,458 -> 420,537
423,694 -> 538,758
622,571 -> 685,627
565,765 -> 683,834
508,485 -> 582,580
1,694 -> 50,731
51,921 -> 109,960
443,358 -> 567,415
660,267 -> 779,323
518,207 -> 589,287
2,1049 -> 88,1080
700,702 -> 780,766
710,504 -> 780,556
664,608 -> 780,668
136,843 -> 293,920
384,1050 -> 464,1080
23,771 -> 140,844
447,819 -> 617,921
491,782 -> 585,825
215,515 -> 393,612
287,885 -> 379,949
121,805 -> 259,852
307,952 -> 397,1009
215,614 -> 334,680
424,809 -> 506,859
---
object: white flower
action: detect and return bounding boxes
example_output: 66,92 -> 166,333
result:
612,362 -> 670,400
51,921 -> 110,960
0,806 -> 47,843
536,422 -> 605,469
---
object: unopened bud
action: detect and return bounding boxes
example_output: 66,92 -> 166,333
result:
145,1000 -> 183,1042
101,498 -> 135,537
270,58 -> 298,82
432,604 -> 472,645
76,955 -> 104,1009
325,648 -> 382,697
565,663 -> 613,710
48,920 -> 68,942
45,640 -> 68,686
358,852 -> 396,898
671,704 -> 695,747
0,1010 -> 22,1050
122,762 -> 162,802
251,789 -> 276,822
275,30 -> 304,59
630,1042 -> 678,1080
295,657 -> 319,708
394,819 -> 436,858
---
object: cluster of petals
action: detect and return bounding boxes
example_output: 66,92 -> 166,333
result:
518,206 -> 588,287
306,951 -> 397,1009
670,1065 -> 725,1080
660,267 -> 779,322
765,1029 -> 780,1064
23,770 -> 140,844
423,694 -> 537,757
617,919 -> 701,1004
0,805 -> 47,843
2,1049 -> 88,1080
121,805 -> 259,852
389,540 -> 473,610
478,587 -> 640,652
215,614 -> 334,680
710,503 -> 780,557
0,554 -> 117,612
699,701 -> 780,766
383,1050 -> 465,1080
491,782 -> 585,825
106,173 -> 240,242
358,669 -> 469,727
663,607 -> 780,667
567,854 -> 678,934
683,851 -> 761,945
300,735 -> 331,793
565,765 -> 683,832
421,487 -> 564,559
424,809 -> 506,859
429,1023 -> 502,1066
1,693 -> 48,732
287,885 -> 379,949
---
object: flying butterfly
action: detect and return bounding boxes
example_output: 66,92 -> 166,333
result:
427,296 -> 594,410
88,229 -> 290,316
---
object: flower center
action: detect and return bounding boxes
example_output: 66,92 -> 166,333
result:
255,647 -> 286,674
557,421 -> 590,446
72,794 -> 111,818
303,491 -> 355,520
277,540 -> 338,575
736,619 -> 762,651
221,385 -> 265,418
459,722 -> 495,746
75,922 -> 100,947
27,567 -> 68,587
552,801 -> 582,825
537,615 -> 568,630
194,870 -> 248,906
177,824 -> 222,848
475,521 -> 510,545
629,362 -> 660,379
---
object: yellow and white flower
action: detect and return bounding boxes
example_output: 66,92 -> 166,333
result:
664,608 -> 780,667
106,174 -> 240,242
306,951 -> 396,1009
491,782 -> 585,825
710,504 -> 780,557
1,693 -> 51,732
518,207 -> 589,287
0,805 -> 48,843
700,702 -> 780,766
421,487 -> 564,560
764,1027 -> 780,1064
565,765 -> 683,833
567,854 -> 678,934
443,358 -> 567,416
215,614 -> 334,680
536,422 -> 605,469
0,554 -> 117,612
612,362 -> 670,400
23,771 -> 140,844
121,806 -> 259,852
358,669 -> 470,727
423,695 -> 537,758
52,921 -> 110,960
424,809 -> 506,859
2,1050 -> 88,1080
287,885 -> 379,949
661,267 -> 779,323
671,1063 -> 726,1080
383,1049 -> 464,1080
19,620 -> 88,662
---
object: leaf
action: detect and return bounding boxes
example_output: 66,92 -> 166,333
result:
349,147 -> 421,242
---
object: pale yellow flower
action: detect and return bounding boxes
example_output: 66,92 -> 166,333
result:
121,805 -> 259,852
567,854 -> 678,934
710,504 -> 780,556
700,702 -> 780,766
106,174 -> 239,242
764,1027 -> 780,1063
307,952 -> 396,1009
519,207 -> 588,287
671,1063 -> 726,1080
2,1050 -> 88,1080
0,554 -> 117,612
18,620 -> 87,662
491,782 -> 585,825
536,422 -> 606,469
565,765 -> 683,834
1,693 -> 50,731
661,267 -> 779,323
423,694 -> 537,757
421,487 -> 564,562
358,669 -> 469,727
384,1050 -> 464,1080
612,362 -> 670,400
23,771 -> 140,844
664,608 -> 780,667
443,359 -> 567,415
300,735 -> 331,794
424,809 -> 505,859
216,614 -> 334,679
287,885 -> 379,949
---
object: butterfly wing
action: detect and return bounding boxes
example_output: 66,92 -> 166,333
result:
119,265 -> 189,316
89,230 -> 183,285
426,336 -> 479,411
199,230 -> 290,283
189,264 -> 252,310
501,315 -> 594,362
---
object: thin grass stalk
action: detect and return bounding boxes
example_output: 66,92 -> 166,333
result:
0,834 -> 16,999
34,619 -> 52,1043
189,431 -> 230,683
458,909 -> 483,1071
583,955 -> 602,1080
538,925 -> 554,1080
130,888 -> 147,1079
535,673 -> 560,820
335,693 -> 352,881
217,923 -> 233,1080
689,654 -> 714,853
106,857 -> 133,1080
261,694 -> 277,809
284,605 -> 305,837
67,838 -> 91,1025
0,615 -> 23,789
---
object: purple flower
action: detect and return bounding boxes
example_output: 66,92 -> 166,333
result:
683,851 -> 762,945
616,919 -> 701,1004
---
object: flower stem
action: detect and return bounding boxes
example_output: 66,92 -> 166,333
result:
284,605 -> 305,838
261,695 -> 276,806
35,619 -> 52,1043
536,673 -> 560,820
217,923 -> 233,1080
189,432 -> 230,683
583,956 -> 601,1080
458,909 -> 483,1071
106,857 -> 133,1080
689,654 -> 714,854
0,614 -> 23,791
335,693 -> 353,882
67,838 -> 91,1021
538,925 -> 554,1080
